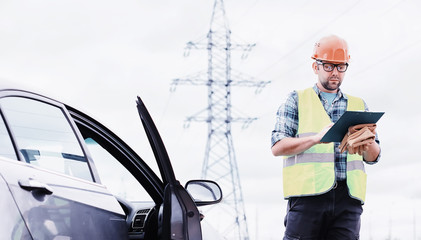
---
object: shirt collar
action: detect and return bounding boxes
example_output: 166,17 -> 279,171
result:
312,84 -> 347,100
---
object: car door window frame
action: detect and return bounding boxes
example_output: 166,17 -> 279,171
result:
0,109 -> 18,161
67,104 -> 165,204
0,90 -> 101,183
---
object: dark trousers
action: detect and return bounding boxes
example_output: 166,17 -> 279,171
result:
283,181 -> 363,240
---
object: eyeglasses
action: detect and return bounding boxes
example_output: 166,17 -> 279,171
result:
316,60 -> 348,72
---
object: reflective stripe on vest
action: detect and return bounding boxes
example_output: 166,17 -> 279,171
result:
282,87 -> 367,203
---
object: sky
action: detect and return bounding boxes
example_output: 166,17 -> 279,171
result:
1,0 -> 421,239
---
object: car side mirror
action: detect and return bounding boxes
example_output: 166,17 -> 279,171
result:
185,180 -> 222,207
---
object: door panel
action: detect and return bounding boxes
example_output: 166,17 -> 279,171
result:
0,172 -> 32,240
1,157 -> 128,240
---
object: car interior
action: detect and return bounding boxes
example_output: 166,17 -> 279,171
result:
72,111 -> 166,240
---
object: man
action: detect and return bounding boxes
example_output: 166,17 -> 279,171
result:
271,35 -> 380,240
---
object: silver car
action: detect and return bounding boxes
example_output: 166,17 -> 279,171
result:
0,86 -> 222,240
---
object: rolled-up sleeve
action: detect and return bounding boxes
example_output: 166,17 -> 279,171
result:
271,91 -> 299,147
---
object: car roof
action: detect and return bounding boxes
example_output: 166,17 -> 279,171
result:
0,78 -> 57,98
0,78 -> 94,117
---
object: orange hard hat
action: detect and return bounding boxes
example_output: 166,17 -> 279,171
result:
311,35 -> 350,63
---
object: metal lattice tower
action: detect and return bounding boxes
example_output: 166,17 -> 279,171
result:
171,0 -> 269,239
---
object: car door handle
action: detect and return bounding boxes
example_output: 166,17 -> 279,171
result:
18,179 -> 53,195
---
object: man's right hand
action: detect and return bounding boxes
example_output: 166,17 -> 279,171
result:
272,123 -> 334,157
315,123 -> 334,144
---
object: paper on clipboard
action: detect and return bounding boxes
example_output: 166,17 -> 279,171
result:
320,111 -> 384,142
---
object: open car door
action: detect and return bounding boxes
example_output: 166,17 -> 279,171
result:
136,97 -> 203,240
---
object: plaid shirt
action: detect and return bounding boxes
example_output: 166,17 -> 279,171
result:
271,84 -> 380,181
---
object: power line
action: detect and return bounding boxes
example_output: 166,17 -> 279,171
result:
255,0 -> 363,79
350,38 -> 421,78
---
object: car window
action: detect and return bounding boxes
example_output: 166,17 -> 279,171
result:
0,97 -> 93,181
84,138 -> 152,202
0,113 -> 17,160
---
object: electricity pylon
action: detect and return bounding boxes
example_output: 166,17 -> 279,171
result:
171,0 -> 269,239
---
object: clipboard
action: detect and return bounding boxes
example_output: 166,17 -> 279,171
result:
320,111 -> 384,142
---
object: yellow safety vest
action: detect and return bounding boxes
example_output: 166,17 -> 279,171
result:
282,87 -> 367,203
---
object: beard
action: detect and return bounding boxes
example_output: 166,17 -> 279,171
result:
320,77 -> 342,91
